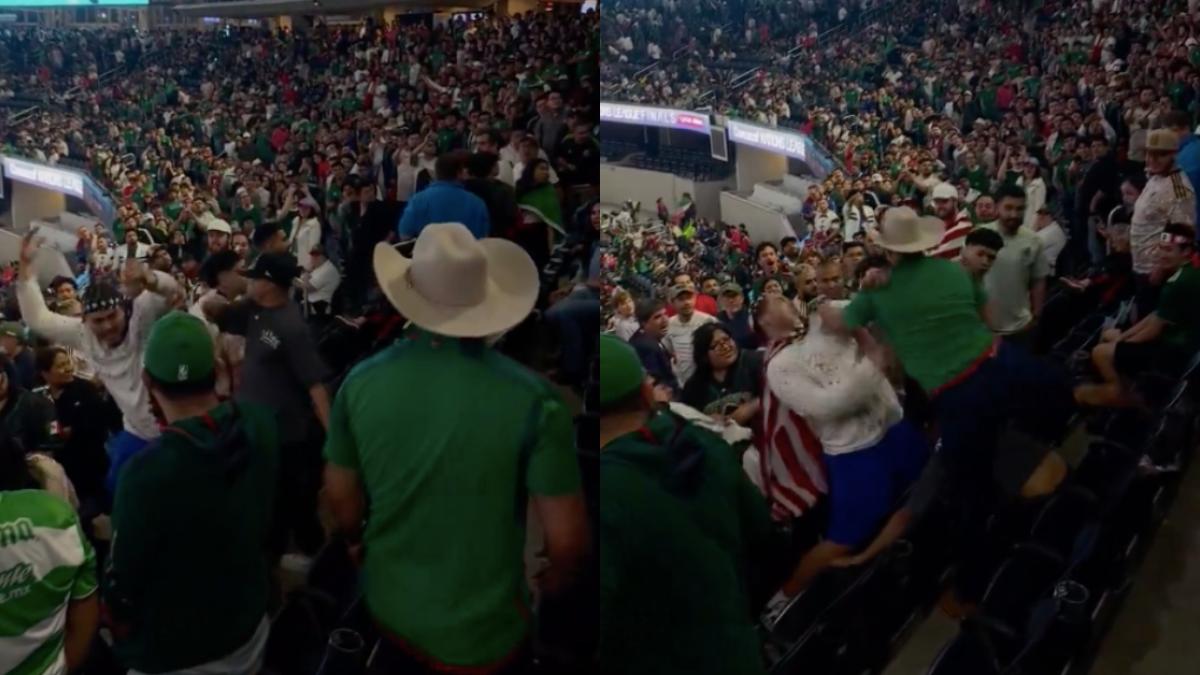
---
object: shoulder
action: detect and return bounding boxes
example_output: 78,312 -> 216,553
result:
0,489 -> 77,530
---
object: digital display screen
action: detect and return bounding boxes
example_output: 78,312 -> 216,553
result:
0,0 -> 147,6
726,120 -> 808,160
600,102 -> 711,134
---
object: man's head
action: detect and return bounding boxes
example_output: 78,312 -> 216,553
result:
231,231 -> 251,261
599,335 -> 652,417
699,275 -> 720,297
781,236 -> 799,259
816,259 -> 846,300
1120,174 -> 1146,206
81,280 -> 127,348
1163,110 -> 1192,137
671,272 -> 695,292
753,293 -> 802,342
467,151 -> 499,180
636,297 -> 669,339
142,311 -> 216,405
200,249 -> 246,299
0,322 -> 25,357
961,227 -> 1005,278
974,194 -> 997,223
242,252 -> 301,307
719,282 -> 744,313
931,182 -> 959,219
995,183 -> 1027,233
252,222 -> 289,254
49,275 -> 77,303
1146,129 -> 1179,175
756,242 -> 780,275
474,130 -> 502,155
1157,223 -> 1197,273
206,219 -> 232,254
1034,207 -> 1055,232
670,285 -> 696,319
842,241 -> 867,276
435,150 -> 471,182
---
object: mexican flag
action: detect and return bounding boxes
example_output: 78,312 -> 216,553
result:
518,184 -> 564,235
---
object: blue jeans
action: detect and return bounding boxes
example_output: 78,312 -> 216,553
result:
105,430 -> 152,497
545,287 -> 600,384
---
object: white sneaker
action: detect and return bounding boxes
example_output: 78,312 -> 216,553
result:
762,590 -> 798,630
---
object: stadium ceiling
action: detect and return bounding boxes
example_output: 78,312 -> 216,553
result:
172,0 -> 495,18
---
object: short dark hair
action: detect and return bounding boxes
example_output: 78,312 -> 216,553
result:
49,275 -> 76,292
965,227 -> 1005,252
476,130 -> 503,147
251,222 -> 282,248
843,241 -> 866,254
35,345 -> 68,374
755,242 -> 777,259
635,297 -> 666,325
1164,223 -> 1197,246
435,150 -> 471,181
1121,173 -> 1147,192
780,236 -> 798,248
467,152 -> 498,179
200,249 -> 240,288
994,183 -> 1026,204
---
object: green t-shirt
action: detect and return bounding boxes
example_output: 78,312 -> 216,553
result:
0,490 -> 98,675
323,330 -> 581,667
842,255 -> 996,392
961,165 -> 990,193
1156,265 -> 1200,351
600,411 -> 773,675
103,402 -> 279,673
232,204 -> 263,229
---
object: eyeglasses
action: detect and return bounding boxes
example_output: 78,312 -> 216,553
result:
709,336 -> 735,351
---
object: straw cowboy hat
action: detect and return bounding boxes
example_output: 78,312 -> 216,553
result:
1146,129 -> 1180,153
373,222 -> 539,338
875,206 -> 945,253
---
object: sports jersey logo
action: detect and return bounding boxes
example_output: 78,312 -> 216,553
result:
0,518 -> 35,547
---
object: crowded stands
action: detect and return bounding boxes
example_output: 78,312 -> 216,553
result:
0,7 -> 599,675
600,0 -> 1200,673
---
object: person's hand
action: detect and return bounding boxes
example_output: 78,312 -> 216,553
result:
18,228 -> 42,281
861,266 -> 891,290
1101,327 -> 1122,343
653,383 -> 674,403
830,553 -> 869,568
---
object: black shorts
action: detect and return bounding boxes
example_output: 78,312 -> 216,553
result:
1113,341 -> 1187,379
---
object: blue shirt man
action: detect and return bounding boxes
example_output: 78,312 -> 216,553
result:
397,151 -> 491,240
1167,113 -> 1200,241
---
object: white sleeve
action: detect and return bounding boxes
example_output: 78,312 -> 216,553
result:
16,278 -> 85,349
130,271 -> 181,345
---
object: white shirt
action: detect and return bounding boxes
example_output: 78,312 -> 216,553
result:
766,313 -> 902,455
1131,170 -> 1196,274
305,260 -> 341,304
1035,222 -> 1068,275
1018,176 -> 1047,230
17,273 -> 180,440
114,242 -> 150,267
664,311 -> 716,386
290,217 -> 322,270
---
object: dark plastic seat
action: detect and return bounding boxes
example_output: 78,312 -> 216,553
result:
926,626 -> 1001,675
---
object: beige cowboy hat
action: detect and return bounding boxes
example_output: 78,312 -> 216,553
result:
1146,129 -> 1180,153
373,222 -> 539,338
876,206 -> 945,253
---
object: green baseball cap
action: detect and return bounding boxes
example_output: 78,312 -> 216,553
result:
599,335 -> 646,406
0,322 -> 24,341
143,311 -> 215,385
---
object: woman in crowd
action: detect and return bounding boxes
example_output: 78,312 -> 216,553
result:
37,345 -> 117,510
681,323 -> 764,426
516,157 -> 563,270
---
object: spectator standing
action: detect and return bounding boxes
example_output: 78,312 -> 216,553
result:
208,253 -> 331,561
598,335 -> 773,675
0,434 -> 99,675
398,150 -> 491,240
324,224 -> 587,674
296,243 -> 341,320
629,297 -> 679,397
35,345 -> 114,509
717,282 -> 757,349
1164,111 -> 1200,235
980,185 -> 1049,345
0,321 -> 37,391
929,182 -> 973,260
104,312 -> 277,674
465,152 -> 519,240
1033,207 -> 1068,276
665,285 -> 717,387
1131,130 -> 1196,316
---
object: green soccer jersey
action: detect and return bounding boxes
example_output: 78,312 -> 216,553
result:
0,490 -> 98,675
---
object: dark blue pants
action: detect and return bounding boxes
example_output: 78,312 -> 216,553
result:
545,287 -> 600,384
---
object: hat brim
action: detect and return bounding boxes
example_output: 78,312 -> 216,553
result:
374,239 -> 539,338
877,217 -> 946,253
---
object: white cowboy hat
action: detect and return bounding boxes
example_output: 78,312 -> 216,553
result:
373,223 -> 538,338
876,206 -> 945,253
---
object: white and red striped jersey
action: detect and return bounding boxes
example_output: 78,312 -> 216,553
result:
758,339 -> 828,521
930,210 -> 974,260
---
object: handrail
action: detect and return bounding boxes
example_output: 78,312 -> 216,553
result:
6,105 -> 38,124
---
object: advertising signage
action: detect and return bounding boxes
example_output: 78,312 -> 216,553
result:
1,156 -> 116,228
600,102 -> 711,134
726,120 -> 808,160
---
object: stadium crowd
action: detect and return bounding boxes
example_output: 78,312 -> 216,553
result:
1,8 -> 599,675
599,0 -> 1200,672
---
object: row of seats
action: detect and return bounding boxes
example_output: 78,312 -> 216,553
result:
760,293 -> 1200,674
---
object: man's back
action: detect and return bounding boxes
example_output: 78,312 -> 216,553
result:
0,490 -> 97,675
397,180 -> 491,239
600,412 -> 772,675
324,330 -> 581,667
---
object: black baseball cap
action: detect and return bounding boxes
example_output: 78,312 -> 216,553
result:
241,252 -> 301,286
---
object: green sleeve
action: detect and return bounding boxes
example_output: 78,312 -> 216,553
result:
71,519 -> 98,600
104,462 -> 157,619
973,278 -> 989,307
842,291 -> 875,330
323,382 -> 359,470
525,395 -> 582,496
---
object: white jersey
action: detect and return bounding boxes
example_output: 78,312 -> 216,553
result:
1131,169 -> 1196,274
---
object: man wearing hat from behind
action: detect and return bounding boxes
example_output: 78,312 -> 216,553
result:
321,222 -> 588,673
205,251 -> 331,564
598,334 -> 775,675
1131,128 -> 1196,316
104,312 -> 278,675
